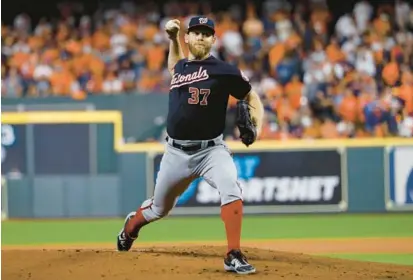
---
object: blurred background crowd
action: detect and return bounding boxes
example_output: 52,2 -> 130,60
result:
2,0 -> 413,140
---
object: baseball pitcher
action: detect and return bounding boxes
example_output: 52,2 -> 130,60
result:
117,16 -> 264,275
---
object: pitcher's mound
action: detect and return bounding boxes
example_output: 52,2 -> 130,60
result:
2,246 -> 413,280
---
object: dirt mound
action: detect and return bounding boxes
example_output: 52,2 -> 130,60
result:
2,246 -> 413,280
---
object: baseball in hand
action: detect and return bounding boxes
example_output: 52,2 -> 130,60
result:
165,19 -> 180,39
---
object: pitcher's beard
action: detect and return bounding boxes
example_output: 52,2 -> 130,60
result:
189,44 -> 211,59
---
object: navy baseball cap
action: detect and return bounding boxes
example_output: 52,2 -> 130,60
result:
187,16 -> 215,34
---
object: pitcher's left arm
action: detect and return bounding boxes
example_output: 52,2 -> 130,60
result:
226,66 -> 264,146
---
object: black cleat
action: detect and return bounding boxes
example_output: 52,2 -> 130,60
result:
117,212 -> 136,251
224,249 -> 256,274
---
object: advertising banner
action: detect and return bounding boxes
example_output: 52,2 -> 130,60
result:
151,149 -> 346,214
386,146 -> 413,211
1,124 -> 27,175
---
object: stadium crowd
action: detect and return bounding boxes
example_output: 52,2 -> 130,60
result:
2,0 -> 413,139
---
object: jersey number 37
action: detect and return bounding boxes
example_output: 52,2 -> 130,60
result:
188,87 -> 211,106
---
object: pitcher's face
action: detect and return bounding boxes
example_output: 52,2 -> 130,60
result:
185,27 -> 215,59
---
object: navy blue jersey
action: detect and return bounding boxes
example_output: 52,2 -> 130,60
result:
166,55 -> 251,140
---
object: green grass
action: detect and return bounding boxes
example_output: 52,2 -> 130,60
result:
2,213 -> 413,245
324,253 -> 413,266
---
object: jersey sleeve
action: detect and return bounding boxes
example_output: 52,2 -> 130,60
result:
173,58 -> 186,73
226,68 -> 252,100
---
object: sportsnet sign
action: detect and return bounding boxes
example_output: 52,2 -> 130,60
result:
152,149 -> 345,213
194,176 -> 340,205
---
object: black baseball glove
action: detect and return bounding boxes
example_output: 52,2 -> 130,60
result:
236,100 -> 257,147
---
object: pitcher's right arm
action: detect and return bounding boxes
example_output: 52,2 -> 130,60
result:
165,19 -> 185,76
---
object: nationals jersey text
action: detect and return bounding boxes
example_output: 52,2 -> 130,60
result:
167,55 -> 252,140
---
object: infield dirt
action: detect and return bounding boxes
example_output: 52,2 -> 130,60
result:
3,238 -> 413,280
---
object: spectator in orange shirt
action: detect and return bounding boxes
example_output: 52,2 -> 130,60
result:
382,57 -> 400,86
338,89 -> 358,123
396,70 -> 413,114
326,37 -> 345,63
275,95 -> 296,125
320,117 -> 340,139
146,40 -> 166,71
284,74 -> 303,110
242,3 -> 264,40
49,63 -> 75,95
